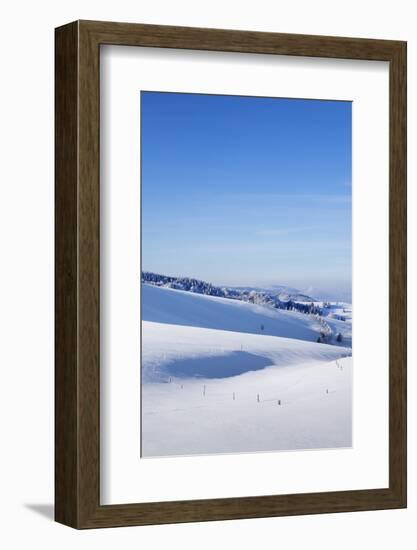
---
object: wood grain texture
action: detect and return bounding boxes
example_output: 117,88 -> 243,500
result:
55,20 -> 407,529
55,21 -> 79,527
388,42 -> 407,504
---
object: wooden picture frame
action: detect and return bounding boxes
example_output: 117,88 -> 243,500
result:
55,20 -> 407,529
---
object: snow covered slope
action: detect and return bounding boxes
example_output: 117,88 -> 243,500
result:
142,321 -> 350,383
143,283 -> 321,343
142,348 -> 352,456
142,283 -> 351,347
141,283 -> 352,457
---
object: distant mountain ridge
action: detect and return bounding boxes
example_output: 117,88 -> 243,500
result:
232,285 -> 317,304
142,271 -> 323,316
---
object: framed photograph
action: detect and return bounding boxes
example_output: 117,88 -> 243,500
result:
55,20 -> 406,528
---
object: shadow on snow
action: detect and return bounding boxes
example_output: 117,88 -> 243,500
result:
163,351 -> 272,379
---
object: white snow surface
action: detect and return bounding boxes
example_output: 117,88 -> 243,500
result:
142,321 -> 349,383
142,283 -> 351,346
141,284 -> 352,457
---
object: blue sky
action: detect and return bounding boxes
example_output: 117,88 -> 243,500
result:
141,92 -> 351,298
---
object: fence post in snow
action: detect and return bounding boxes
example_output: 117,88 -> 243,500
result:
203,385 -> 206,397
278,399 -> 281,406
233,392 -> 235,401
257,393 -> 260,403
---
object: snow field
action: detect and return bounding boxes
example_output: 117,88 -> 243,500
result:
141,285 -> 352,457
142,283 -> 352,346
142,355 -> 352,457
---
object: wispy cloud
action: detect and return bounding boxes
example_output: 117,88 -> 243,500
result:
153,239 -> 352,256
223,192 -> 352,204
256,225 -> 319,237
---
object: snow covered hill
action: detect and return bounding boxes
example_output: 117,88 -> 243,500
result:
142,283 -> 351,347
142,320 -> 350,383
142,355 -> 352,457
142,271 -> 320,314
143,283 -> 320,343
141,283 -> 352,457
229,284 -> 316,303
